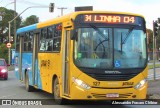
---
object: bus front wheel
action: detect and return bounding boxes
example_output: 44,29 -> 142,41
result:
53,77 -> 66,104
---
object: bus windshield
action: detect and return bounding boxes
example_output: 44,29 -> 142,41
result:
74,27 -> 147,69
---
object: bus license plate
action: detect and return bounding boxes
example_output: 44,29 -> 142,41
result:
106,93 -> 119,98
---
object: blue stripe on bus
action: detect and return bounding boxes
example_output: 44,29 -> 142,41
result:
14,52 -> 42,89
22,53 -> 42,89
17,24 -> 37,34
22,53 -> 32,86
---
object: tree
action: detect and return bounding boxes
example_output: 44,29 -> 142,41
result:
0,43 -> 8,61
147,28 -> 160,60
156,32 -> 160,52
147,29 -> 153,52
21,15 -> 39,27
0,43 -> 14,63
0,7 -> 22,43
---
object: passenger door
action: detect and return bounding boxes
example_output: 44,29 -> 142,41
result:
19,36 -> 23,81
62,30 -> 71,96
32,32 -> 39,86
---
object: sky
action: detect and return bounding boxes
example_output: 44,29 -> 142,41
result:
0,0 -> 160,29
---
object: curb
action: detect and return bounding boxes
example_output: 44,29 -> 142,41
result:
147,94 -> 160,104
147,94 -> 160,99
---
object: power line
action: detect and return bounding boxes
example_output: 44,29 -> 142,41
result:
0,0 -> 3,4
16,0 -> 46,6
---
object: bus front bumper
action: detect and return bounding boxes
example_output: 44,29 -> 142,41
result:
70,82 -> 148,100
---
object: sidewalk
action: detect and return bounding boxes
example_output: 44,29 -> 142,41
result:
148,68 -> 160,79
147,68 -> 160,103
147,79 -> 160,101
147,68 -> 160,101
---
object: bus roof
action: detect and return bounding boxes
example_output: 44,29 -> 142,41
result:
17,11 -> 145,34
17,24 -> 37,34
37,11 -> 145,28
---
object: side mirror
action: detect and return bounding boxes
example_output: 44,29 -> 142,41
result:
70,29 -> 78,40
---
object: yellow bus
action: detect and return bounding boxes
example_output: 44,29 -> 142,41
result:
15,11 -> 148,104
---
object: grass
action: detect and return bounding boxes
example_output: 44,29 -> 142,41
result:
148,63 -> 160,69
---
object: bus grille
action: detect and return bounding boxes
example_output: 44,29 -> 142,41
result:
88,73 -> 138,81
91,93 -> 133,99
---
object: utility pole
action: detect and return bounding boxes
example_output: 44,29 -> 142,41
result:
9,0 -> 16,65
153,25 -> 156,80
14,0 -> 16,43
8,0 -> 16,65
8,5 -> 51,65
57,7 -> 67,16
153,19 -> 160,80
0,1 -> 15,64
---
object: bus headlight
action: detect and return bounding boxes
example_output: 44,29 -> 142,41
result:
1,69 -> 7,73
134,79 -> 147,90
72,77 -> 91,90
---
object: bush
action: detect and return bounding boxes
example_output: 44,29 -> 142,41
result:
0,43 -> 8,63
0,43 -> 14,64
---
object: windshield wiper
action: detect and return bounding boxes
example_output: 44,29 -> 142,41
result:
89,24 -> 109,40
88,24 -> 110,58
121,26 -> 135,44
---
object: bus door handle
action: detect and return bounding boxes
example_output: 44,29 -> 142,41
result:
65,57 -> 69,62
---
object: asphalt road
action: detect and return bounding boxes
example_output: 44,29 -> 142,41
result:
148,68 -> 160,80
0,71 -> 159,108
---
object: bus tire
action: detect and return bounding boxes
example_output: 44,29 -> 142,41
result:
53,77 -> 66,104
25,72 -> 33,92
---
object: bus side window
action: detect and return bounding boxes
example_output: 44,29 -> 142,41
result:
24,43 -> 28,51
28,31 -> 33,51
16,35 -> 20,52
40,40 -> 46,51
46,26 -> 54,51
46,40 -> 53,51
47,26 -> 53,39
53,38 -> 61,51
24,32 -> 29,41
53,24 -> 62,52
24,32 -> 29,51
40,28 -> 47,51
41,28 -> 47,39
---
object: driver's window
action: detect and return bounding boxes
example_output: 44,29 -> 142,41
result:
79,28 -> 92,58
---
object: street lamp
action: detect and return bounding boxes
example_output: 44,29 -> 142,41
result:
8,5 -> 52,65
4,2 -> 15,7
0,2 -> 15,9
0,2 -> 15,64
0,2 -> 14,13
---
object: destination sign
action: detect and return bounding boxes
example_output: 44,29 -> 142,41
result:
84,14 -> 137,24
